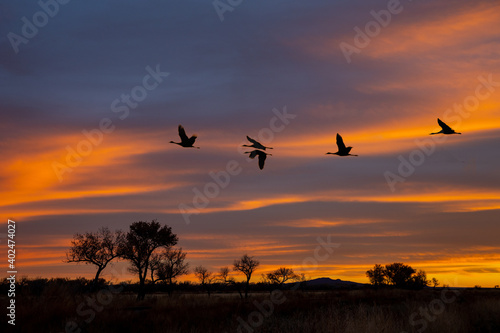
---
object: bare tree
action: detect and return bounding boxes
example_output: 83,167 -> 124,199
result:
295,272 -> 307,291
66,227 -> 123,290
216,266 -> 235,292
149,253 -> 163,285
265,267 -> 299,288
149,247 -> 189,294
432,277 -> 439,289
233,254 -> 260,298
194,265 -> 213,297
117,220 -> 178,300
218,266 -> 235,284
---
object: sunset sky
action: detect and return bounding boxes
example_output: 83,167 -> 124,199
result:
1,0 -> 499,287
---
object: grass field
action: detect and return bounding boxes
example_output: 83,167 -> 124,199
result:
2,281 -> 500,333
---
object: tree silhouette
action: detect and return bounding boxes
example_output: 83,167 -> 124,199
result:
118,220 -> 178,300
217,266 -> 235,291
295,273 -> 307,291
366,264 -> 387,287
149,247 -> 189,294
233,254 -> 259,298
265,267 -> 299,288
217,266 -> 242,296
412,269 -> 429,289
432,277 -> 439,288
384,263 -> 415,288
194,265 -> 213,297
217,267 -> 232,283
367,263 -> 428,289
65,227 -> 123,290
148,254 -> 163,285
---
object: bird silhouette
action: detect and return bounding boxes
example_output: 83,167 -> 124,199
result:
326,133 -> 358,156
430,118 -> 461,135
170,125 -> 200,148
245,150 -> 272,170
242,136 -> 273,150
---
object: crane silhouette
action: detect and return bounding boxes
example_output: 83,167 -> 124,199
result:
430,118 -> 461,135
326,133 -> 358,156
170,125 -> 200,148
245,150 -> 272,170
242,136 -> 273,150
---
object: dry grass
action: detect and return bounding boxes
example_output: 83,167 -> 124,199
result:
2,284 -> 500,333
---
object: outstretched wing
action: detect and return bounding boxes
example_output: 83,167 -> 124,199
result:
257,152 -> 267,170
246,136 -> 260,145
178,125 -> 189,141
248,150 -> 258,159
336,133 -> 346,151
437,118 -> 453,132
188,134 -> 198,145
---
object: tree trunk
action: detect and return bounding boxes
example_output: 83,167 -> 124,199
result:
244,276 -> 252,299
137,271 -> 146,301
137,281 -> 145,301
150,269 -> 155,285
92,266 -> 104,292
167,277 -> 173,296
236,283 -> 243,299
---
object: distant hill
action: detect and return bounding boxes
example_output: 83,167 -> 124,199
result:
288,277 -> 367,289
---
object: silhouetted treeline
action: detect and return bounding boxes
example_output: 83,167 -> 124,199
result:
366,262 -> 430,289
1,276 -> 365,300
65,220 -> 454,300
0,277 -> 108,296
66,221 -> 269,300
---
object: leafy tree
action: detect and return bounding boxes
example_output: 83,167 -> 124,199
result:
384,263 -> 415,288
412,270 -> 429,289
366,264 -> 387,287
194,265 -> 214,296
66,227 -> 123,290
233,254 -> 259,298
367,263 -> 428,289
118,220 -> 178,300
265,267 -> 299,288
